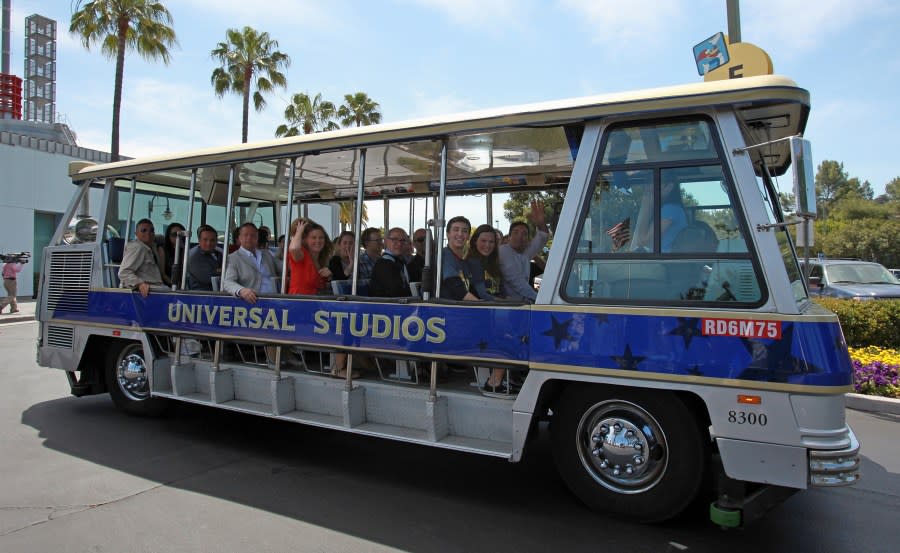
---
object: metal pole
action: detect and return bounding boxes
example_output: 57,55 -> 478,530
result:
281,158 -> 296,293
220,165 -> 237,279
383,197 -> 389,232
124,177 -> 137,243
486,189 -> 493,228
430,139 -> 449,402
409,197 -> 415,234
345,148 -> 367,388
179,169 -> 197,290
350,149 -> 367,293
726,0 -> 741,43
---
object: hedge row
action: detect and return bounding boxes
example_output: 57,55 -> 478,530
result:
814,298 -> 900,349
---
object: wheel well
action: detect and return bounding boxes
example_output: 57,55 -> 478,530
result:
538,379 -> 711,434
75,336 -> 147,396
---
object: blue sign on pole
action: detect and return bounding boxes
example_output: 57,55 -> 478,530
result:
693,32 -> 730,76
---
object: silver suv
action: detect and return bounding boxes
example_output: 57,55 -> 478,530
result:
803,259 -> 900,300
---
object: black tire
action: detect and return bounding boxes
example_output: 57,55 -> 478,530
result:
551,385 -> 707,523
105,341 -> 166,416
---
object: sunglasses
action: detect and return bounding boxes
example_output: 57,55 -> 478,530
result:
137,228 -> 154,233
413,237 -> 425,243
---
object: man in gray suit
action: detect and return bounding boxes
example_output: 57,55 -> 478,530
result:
222,222 -> 281,304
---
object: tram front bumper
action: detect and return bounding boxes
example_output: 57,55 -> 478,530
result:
808,426 -> 861,487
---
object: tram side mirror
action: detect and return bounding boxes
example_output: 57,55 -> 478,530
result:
790,137 -> 817,219
808,276 -> 822,288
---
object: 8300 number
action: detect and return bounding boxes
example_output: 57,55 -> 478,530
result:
727,411 -> 767,426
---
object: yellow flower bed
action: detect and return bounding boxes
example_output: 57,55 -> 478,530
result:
848,346 -> 900,366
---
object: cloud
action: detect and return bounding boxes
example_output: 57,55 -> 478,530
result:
405,90 -> 474,120
406,0 -> 531,29
742,0 -> 894,54
557,0 -> 684,46
178,0 -> 346,30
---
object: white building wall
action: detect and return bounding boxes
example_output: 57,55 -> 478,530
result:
0,143 -> 101,297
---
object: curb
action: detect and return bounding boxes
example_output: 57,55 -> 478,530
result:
0,315 -> 33,325
846,393 -> 900,415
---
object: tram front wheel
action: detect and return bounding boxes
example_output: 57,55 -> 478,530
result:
105,341 -> 166,416
551,385 -> 707,522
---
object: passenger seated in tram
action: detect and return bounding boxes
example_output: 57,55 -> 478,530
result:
222,222 -> 280,303
468,224 -> 501,300
499,200 -> 549,303
469,224 -> 516,396
185,224 -> 222,291
158,222 -> 185,287
357,227 -> 383,282
328,231 -> 356,281
440,217 -> 514,397
440,216 -> 480,301
408,229 -> 425,282
287,218 -> 333,295
369,227 -> 412,297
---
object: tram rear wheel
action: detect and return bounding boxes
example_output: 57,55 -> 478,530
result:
105,341 -> 166,416
551,385 -> 707,522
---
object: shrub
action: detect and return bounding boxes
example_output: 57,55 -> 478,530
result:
814,298 -> 900,348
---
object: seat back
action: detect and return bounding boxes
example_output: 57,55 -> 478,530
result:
108,237 -> 125,263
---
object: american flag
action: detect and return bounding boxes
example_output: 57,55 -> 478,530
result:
606,217 -> 631,251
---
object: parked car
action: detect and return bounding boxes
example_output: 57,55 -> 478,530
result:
802,259 -> 900,300
890,268 -> 900,279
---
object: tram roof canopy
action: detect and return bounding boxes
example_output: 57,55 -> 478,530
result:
70,75 -> 809,203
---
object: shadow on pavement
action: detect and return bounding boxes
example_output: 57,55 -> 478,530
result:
20,393 -> 888,553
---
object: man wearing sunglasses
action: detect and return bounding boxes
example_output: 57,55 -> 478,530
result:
119,218 -> 164,297
369,228 -> 412,298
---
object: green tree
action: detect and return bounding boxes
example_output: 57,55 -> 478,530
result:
885,177 -> 900,202
337,92 -> 382,127
211,26 -> 290,143
503,190 -> 565,232
275,92 -> 339,137
816,218 -> 900,268
815,160 -> 874,217
70,0 -> 177,161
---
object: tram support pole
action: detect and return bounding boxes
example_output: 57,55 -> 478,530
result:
430,139 -> 449,402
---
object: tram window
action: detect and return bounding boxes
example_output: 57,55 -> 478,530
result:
601,120 -> 716,165
565,120 -> 762,305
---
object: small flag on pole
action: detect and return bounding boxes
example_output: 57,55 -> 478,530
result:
606,217 -> 631,251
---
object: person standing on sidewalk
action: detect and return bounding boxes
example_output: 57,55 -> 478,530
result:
1,258 -> 26,314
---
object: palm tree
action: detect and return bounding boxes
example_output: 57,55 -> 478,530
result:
211,26 -> 290,143
337,92 -> 382,127
337,92 -> 383,189
70,0 -> 177,161
275,92 -> 339,138
338,201 -> 368,232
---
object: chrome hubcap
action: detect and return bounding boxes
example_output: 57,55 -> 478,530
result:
576,400 -> 667,494
117,348 -> 149,401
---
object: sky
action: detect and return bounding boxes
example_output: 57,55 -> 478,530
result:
7,0 -> 900,231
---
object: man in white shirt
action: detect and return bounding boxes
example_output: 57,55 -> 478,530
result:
499,200 -> 549,303
222,223 -> 281,303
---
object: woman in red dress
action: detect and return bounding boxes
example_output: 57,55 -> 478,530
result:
287,218 -> 333,295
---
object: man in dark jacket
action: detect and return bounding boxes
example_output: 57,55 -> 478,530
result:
369,227 -> 412,297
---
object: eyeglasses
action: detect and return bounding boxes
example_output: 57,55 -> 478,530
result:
388,236 -> 409,243
413,237 -> 425,243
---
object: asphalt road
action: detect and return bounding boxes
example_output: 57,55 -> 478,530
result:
2,320 -> 898,553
